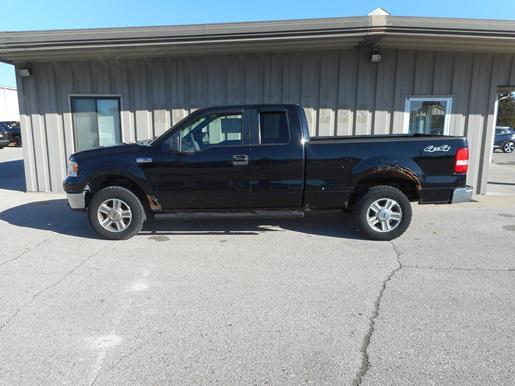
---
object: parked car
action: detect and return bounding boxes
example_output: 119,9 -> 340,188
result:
0,124 -> 11,149
0,121 -> 21,147
64,104 -> 472,241
493,126 -> 515,153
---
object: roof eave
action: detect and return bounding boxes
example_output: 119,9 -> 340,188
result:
1,15 -> 515,62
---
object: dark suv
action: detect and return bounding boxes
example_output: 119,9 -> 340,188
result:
0,121 -> 21,148
494,127 -> 515,153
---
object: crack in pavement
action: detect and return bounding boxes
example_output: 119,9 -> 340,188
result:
351,242 -> 513,386
403,265 -> 514,272
0,248 -> 102,333
92,341 -> 147,384
352,241 -> 403,386
0,232 -> 61,267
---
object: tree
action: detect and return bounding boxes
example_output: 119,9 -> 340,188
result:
497,93 -> 515,128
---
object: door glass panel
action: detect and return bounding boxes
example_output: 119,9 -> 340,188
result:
407,100 -> 449,135
178,113 -> 243,152
71,98 -> 98,151
97,99 -> 121,147
259,111 -> 289,144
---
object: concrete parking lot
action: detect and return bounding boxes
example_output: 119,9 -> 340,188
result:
0,147 -> 514,385
488,150 -> 515,195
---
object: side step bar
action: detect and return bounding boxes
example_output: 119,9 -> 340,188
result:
154,211 -> 305,220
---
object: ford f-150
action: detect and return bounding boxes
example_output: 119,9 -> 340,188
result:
63,104 -> 472,240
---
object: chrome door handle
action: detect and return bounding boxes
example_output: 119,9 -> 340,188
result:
232,154 -> 249,166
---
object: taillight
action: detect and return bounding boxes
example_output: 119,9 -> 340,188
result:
454,147 -> 469,174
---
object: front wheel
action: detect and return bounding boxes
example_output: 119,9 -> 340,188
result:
88,186 -> 146,240
502,140 -> 515,153
354,186 -> 412,241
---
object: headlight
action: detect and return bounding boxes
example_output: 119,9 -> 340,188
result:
67,159 -> 78,177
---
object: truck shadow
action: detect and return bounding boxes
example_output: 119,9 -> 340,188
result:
0,199 -> 362,240
0,159 -> 26,192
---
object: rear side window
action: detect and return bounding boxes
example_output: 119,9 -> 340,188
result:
259,112 -> 289,144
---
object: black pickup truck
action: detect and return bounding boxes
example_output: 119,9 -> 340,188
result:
64,104 -> 472,240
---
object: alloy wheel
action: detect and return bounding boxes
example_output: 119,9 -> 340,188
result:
366,198 -> 403,233
97,198 -> 133,232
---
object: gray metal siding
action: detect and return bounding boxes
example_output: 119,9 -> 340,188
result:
16,48 -> 515,194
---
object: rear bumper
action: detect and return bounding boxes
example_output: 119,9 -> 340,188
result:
451,185 -> 473,204
66,191 -> 87,210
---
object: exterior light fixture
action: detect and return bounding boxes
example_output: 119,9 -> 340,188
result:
370,48 -> 382,63
18,68 -> 32,77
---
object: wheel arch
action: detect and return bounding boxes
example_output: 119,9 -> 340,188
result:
349,167 -> 421,208
86,174 -> 160,214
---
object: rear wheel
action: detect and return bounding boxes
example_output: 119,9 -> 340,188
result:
502,140 -> 515,153
88,186 -> 146,240
13,136 -> 21,147
354,185 -> 412,241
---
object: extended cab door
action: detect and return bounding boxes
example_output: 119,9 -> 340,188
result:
144,109 -> 251,210
249,106 -> 305,209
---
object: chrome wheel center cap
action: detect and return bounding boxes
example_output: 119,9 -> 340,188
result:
377,209 -> 390,222
109,210 -> 121,221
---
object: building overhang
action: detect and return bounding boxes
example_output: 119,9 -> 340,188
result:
1,14 -> 515,63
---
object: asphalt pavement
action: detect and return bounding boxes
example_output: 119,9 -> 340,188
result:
0,147 -> 513,385
488,150 -> 515,195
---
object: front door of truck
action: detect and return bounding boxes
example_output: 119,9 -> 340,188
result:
145,109 -> 251,210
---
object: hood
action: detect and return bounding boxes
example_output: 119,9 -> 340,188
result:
71,143 -> 145,160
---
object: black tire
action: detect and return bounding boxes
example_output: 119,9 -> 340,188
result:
88,186 -> 146,240
13,136 -> 21,147
353,185 -> 412,241
502,140 -> 515,153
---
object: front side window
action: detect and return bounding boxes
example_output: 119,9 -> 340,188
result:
71,96 -> 121,151
259,111 -> 289,144
169,113 -> 243,152
404,97 -> 452,135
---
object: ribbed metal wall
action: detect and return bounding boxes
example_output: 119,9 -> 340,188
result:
16,48 -> 515,194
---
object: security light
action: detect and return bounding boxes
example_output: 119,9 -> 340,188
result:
370,49 -> 382,63
18,68 -> 32,77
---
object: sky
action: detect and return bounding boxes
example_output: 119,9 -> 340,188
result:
1,0 -> 515,88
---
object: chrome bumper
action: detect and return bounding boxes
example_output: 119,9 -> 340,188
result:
451,185 -> 473,204
66,191 -> 86,210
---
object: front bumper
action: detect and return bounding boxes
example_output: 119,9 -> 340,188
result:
451,185 -> 474,204
0,137 -> 11,147
66,191 -> 87,210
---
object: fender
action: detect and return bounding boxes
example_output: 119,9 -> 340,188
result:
87,167 -> 161,210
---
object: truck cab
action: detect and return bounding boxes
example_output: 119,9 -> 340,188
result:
146,105 -> 306,210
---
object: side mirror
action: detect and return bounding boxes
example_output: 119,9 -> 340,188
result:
162,135 -> 181,153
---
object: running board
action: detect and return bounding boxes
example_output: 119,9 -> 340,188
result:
154,211 -> 305,220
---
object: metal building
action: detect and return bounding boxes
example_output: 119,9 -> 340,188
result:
1,11 -> 514,194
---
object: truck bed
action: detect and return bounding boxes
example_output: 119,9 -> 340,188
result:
304,134 -> 468,209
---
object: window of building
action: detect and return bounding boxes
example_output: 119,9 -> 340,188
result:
71,96 -> 121,151
403,97 -> 453,135
259,111 -> 289,144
